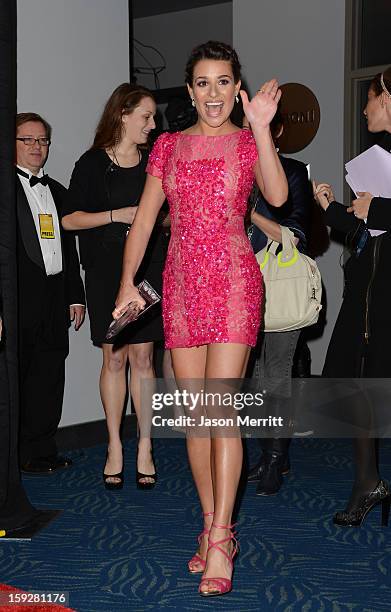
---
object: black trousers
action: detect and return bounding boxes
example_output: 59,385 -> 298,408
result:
18,273 -> 69,464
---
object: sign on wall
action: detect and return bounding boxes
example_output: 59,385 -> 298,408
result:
278,83 -> 320,154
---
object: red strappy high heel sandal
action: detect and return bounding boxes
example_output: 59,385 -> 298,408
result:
198,522 -> 238,597
188,511 -> 214,574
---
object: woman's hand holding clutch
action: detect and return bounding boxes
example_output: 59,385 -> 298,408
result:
108,280 -> 160,340
113,283 -> 146,320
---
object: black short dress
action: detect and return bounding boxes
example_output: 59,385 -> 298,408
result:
63,148 -> 165,346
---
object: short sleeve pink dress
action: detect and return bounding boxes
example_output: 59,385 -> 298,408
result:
147,129 -> 263,349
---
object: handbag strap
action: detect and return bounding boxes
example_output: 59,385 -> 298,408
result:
265,226 -> 296,257
280,226 -> 296,251
266,238 -> 279,256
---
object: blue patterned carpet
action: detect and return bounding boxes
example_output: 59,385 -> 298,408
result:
0,438 -> 391,611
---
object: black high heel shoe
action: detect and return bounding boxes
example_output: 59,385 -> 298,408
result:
103,450 -> 124,491
333,479 -> 391,527
136,470 -> 157,490
136,446 -> 157,490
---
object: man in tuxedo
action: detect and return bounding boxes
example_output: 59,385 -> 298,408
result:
16,112 -> 85,474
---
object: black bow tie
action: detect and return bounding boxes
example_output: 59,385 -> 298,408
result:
29,174 -> 49,187
16,167 -> 49,187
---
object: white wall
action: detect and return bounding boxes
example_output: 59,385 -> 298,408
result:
234,0 -> 346,373
17,0 -> 130,426
134,3 -> 233,91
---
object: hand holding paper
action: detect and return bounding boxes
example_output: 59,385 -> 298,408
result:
347,192 -> 373,219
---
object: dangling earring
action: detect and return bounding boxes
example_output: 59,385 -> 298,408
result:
191,98 -> 196,107
235,95 -> 239,104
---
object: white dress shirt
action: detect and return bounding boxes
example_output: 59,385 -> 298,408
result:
17,165 -> 63,275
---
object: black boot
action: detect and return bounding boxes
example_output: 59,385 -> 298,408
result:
248,452 -> 290,482
256,450 -> 287,496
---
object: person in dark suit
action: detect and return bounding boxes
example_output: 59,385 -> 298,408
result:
246,107 -> 311,495
16,112 -> 85,474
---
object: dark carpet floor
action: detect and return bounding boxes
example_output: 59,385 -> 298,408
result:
0,438 -> 390,611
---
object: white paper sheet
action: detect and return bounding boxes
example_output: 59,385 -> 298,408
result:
345,145 -> 391,198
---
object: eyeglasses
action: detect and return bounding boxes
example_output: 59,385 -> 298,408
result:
16,137 -> 51,146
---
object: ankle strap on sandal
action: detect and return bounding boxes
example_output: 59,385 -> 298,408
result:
211,522 -> 236,530
203,511 -> 214,518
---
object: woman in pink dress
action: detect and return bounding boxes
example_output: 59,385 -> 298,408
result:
114,41 -> 287,596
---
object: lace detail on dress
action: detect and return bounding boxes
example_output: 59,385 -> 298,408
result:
148,130 -> 263,348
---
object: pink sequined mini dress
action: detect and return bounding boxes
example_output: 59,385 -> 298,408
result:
147,129 -> 263,349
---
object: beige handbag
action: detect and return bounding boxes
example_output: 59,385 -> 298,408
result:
256,226 -> 322,332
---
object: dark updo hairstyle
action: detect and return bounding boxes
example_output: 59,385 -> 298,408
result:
369,66 -> 391,97
185,40 -> 241,85
91,83 -> 154,150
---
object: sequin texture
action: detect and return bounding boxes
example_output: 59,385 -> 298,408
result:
147,130 -> 263,348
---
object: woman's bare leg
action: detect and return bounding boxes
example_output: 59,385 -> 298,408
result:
162,349 -> 174,379
171,346 -> 214,570
100,343 -> 128,482
163,348 -> 186,425
201,343 -> 250,593
128,342 -> 155,484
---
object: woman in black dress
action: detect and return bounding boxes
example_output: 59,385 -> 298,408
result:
62,84 -> 164,490
313,67 -> 391,525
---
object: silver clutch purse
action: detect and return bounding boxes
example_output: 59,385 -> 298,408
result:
105,280 -> 161,341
